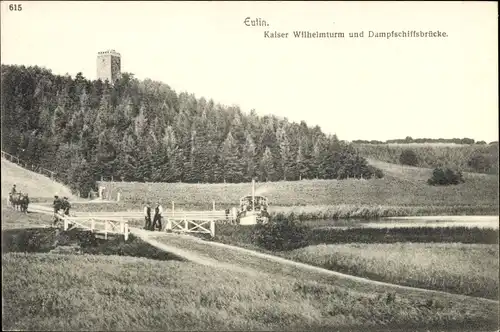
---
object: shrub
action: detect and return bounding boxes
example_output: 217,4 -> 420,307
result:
251,219 -> 308,251
428,167 -> 465,186
468,154 -> 494,173
399,149 -> 419,166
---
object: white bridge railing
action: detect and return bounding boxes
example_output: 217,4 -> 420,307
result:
75,210 -> 237,222
166,217 -> 215,237
55,213 -> 130,241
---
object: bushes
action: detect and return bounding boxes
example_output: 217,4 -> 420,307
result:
354,143 -> 499,174
468,154 -> 496,173
428,167 -> 465,186
399,149 -> 419,166
251,219 -> 308,251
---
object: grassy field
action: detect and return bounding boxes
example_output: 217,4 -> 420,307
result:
354,143 -> 498,174
280,243 -> 499,300
92,159 -> 498,218
3,252 -> 498,332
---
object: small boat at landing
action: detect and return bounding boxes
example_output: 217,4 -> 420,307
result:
237,180 -> 270,225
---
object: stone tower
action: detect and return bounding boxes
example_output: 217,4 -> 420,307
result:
96,50 -> 121,84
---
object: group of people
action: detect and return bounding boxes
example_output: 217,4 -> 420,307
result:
53,195 -> 71,225
9,184 -> 30,213
144,201 -> 164,231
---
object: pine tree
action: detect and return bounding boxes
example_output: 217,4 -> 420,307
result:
221,132 -> 243,183
259,147 -> 275,182
243,132 -> 257,182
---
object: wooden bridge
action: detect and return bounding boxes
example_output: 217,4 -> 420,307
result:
26,204 -> 223,240
73,208 -> 238,222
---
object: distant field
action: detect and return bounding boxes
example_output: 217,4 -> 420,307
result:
354,143 -> 498,174
281,243 -> 499,300
93,160 -> 499,217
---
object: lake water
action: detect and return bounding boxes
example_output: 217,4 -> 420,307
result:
309,216 -> 499,230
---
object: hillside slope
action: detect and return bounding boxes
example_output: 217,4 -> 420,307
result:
365,159 -> 495,182
1,158 -> 75,200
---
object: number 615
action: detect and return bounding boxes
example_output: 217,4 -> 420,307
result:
9,4 -> 22,11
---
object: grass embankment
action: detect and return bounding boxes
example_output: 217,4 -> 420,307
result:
89,160 -> 498,218
282,243 -> 499,300
2,227 -> 184,262
1,158 -> 75,200
3,253 -> 498,332
354,143 -> 499,174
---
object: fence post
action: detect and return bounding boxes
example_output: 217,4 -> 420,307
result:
166,218 -> 172,232
117,193 -> 121,202
63,217 -> 68,231
120,220 -> 125,234
91,219 -> 95,231
210,220 -> 215,237
104,221 -> 108,240
212,200 -> 215,211
184,217 -> 188,231
172,201 -> 175,216
124,223 -> 129,241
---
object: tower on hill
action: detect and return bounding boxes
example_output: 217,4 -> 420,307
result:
96,50 -> 121,84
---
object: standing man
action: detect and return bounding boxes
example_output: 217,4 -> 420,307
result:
9,184 -> 17,207
53,195 -> 61,225
144,202 -> 152,231
21,193 -> 30,213
152,201 -> 163,231
62,197 -> 71,216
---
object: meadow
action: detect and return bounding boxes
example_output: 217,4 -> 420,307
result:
354,143 -> 499,174
281,243 -> 499,300
3,252 -> 498,332
206,223 -> 499,300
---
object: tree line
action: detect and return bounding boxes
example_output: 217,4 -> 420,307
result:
352,137 -> 493,145
1,64 -> 382,196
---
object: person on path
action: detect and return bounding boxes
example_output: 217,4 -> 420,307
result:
144,202 -> 152,230
21,193 -> 30,213
152,201 -> 163,231
62,197 -> 71,216
53,195 -> 62,225
9,185 -> 17,207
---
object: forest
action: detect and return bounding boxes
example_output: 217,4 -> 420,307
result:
1,65 -> 383,195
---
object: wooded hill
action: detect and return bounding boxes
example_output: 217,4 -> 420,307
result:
1,64 -> 382,195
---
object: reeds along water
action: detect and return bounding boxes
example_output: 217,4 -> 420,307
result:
306,226 -> 499,245
269,205 -> 498,221
214,223 -> 499,247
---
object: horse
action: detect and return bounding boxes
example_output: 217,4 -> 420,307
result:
9,193 -> 23,211
19,194 -> 30,213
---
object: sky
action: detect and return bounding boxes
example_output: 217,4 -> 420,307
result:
1,1 -> 498,142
